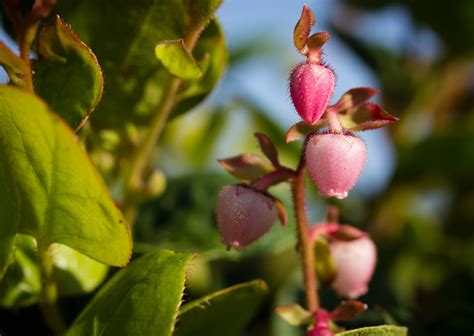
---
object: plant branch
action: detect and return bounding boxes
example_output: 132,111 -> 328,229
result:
251,168 -> 295,191
37,243 -> 66,336
18,26 -> 35,92
122,26 -> 204,224
291,158 -> 319,312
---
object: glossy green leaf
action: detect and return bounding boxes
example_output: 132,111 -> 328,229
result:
0,235 -> 108,308
155,40 -> 202,79
0,42 -> 29,88
57,0 -> 227,128
0,85 -> 131,267
175,280 -> 269,336
34,15 -> 104,131
336,325 -> 408,336
67,250 -> 192,336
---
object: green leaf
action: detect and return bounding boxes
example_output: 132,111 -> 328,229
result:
0,42 -> 30,88
0,85 -> 131,267
34,15 -> 104,131
275,304 -> 312,326
57,0 -> 227,128
155,40 -> 202,79
67,250 -> 192,336
336,325 -> 408,336
0,235 -> 108,308
175,279 -> 269,336
314,237 -> 337,284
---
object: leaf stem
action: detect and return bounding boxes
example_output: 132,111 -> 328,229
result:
291,158 -> 319,312
37,243 -> 66,336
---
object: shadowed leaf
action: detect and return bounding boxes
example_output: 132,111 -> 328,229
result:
175,280 -> 268,336
34,15 -> 103,131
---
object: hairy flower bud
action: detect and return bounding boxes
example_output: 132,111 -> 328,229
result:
329,236 -> 377,298
305,132 -> 366,199
290,62 -> 335,125
216,185 -> 277,249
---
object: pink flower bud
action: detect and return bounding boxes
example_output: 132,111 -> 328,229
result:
305,132 -> 366,199
290,62 -> 335,125
216,185 -> 277,249
329,236 -> 377,298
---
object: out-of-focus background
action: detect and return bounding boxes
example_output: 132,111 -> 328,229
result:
1,0 -> 473,335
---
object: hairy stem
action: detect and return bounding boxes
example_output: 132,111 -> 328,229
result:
122,27 -> 204,224
291,160 -> 319,311
37,244 -> 66,335
326,107 -> 343,134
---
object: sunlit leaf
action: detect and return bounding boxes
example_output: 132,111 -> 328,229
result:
0,85 -> 131,267
67,251 -> 192,336
155,40 -> 202,80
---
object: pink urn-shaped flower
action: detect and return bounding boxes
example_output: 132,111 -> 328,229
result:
216,185 -> 277,249
290,62 -> 335,125
329,236 -> 377,298
305,132 -> 366,199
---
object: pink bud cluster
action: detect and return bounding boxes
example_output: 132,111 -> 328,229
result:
288,8 -> 367,200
